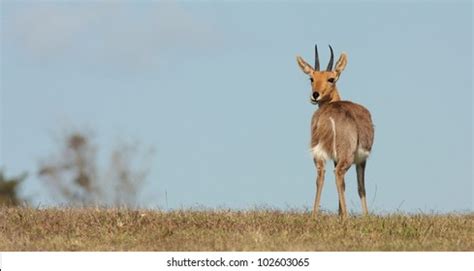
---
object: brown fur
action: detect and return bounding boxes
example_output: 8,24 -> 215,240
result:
311,101 -> 374,156
297,49 -> 374,218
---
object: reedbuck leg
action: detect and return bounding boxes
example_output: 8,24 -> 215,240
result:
334,161 -> 351,218
334,162 -> 345,214
312,159 -> 326,217
356,161 -> 369,215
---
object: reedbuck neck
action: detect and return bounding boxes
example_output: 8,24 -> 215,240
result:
296,45 -> 374,218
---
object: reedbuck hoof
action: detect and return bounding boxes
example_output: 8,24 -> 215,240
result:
338,210 -> 349,219
339,215 -> 348,220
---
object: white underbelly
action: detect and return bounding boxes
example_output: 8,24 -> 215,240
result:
311,144 -> 370,164
311,144 -> 332,161
354,147 -> 370,164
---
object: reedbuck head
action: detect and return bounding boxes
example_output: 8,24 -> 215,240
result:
296,45 -> 348,105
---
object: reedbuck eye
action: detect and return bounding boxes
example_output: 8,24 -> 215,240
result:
309,78 -> 314,83
327,78 -> 335,83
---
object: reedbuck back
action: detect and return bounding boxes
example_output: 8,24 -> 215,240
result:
296,45 -> 374,218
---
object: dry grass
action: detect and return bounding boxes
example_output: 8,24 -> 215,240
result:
0,207 -> 472,251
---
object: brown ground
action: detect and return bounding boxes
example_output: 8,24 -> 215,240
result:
1,207 -> 472,251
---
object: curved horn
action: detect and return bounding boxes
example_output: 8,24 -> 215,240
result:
314,44 -> 320,71
326,45 -> 334,71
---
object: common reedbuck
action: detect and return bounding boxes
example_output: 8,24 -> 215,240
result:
296,45 -> 374,218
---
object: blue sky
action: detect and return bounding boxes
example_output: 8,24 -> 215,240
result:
1,1 -> 472,213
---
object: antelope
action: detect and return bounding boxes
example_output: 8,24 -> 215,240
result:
296,45 -> 374,218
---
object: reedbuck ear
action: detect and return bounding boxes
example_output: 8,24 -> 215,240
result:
335,52 -> 348,76
296,56 -> 313,75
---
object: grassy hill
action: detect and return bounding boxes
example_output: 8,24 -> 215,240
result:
0,207 -> 472,251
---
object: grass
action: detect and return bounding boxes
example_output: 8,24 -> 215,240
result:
0,207 -> 472,251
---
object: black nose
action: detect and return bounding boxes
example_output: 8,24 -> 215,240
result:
312,92 -> 320,100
